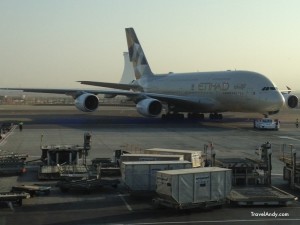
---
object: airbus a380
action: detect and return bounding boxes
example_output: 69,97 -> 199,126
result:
2,28 -> 298,119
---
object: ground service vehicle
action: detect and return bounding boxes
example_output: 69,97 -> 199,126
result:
254,118 -> 279,130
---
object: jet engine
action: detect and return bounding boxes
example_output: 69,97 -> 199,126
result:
136,98 -> 162,117
75,93 -> 99,112
283,93 -> 298,108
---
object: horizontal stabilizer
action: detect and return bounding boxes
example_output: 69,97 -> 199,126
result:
78,81 -> 141,91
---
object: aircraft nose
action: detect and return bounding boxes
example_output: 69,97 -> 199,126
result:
277,91 -> 285,107
272,91 -> 285,109
264,91 -> 285,112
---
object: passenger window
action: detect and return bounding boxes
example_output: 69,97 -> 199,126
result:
270,87 -> 275,90
265,87 -> 269,91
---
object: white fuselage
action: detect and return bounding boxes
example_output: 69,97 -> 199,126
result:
138,70 -> 285,114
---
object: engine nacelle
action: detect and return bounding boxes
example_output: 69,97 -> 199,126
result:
283,94 -> 298,108
75,93 -> 99,112
136,98 -> 162,117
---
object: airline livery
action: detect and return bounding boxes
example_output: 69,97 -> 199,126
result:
2,28 -> 298,119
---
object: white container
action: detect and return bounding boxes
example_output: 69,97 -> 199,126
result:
144,148 -> 203,167
120,154 -> 184,163
156,167 -> 232,204
121,161 -> 192,192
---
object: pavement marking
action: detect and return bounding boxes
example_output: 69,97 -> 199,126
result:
278,136 -> 300,141
118,194 -> 132,211
125,218 -> 300,224
0,125 -> 16,146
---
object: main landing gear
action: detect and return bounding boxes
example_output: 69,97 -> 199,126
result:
187,113 -> 205,120
209,113 -> 223,120
161,112 -> 223,120
161,113 -> 184,120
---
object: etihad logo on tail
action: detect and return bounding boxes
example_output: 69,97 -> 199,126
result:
126,28 -> 153,80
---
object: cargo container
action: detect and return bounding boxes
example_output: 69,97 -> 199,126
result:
120,154 -> 184,163
121,161 -> 192,192
155,167 -> 231,209
144,148 -> 203,167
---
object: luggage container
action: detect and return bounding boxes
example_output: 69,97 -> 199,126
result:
144,148 -> 203,167
120,154 -> 184,163
121,161 -> 192,193
154,167 -> 231,209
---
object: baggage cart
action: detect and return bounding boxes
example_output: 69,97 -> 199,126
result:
57,178 -> 120,193
0,192 -> 30,206
11,184 -> 51,197
227,186 -> 298,206
152,197 -> 226,210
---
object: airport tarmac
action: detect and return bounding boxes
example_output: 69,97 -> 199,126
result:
1,105 -> 300,225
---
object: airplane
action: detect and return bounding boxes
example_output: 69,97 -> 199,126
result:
2,28 -> 298,120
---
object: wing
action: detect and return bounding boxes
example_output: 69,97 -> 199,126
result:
0,87 -> 217,111
0,88 -> 95,98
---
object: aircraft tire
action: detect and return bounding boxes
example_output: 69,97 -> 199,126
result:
162,113 -> 184,120
188,113 -> 204,120
209,113 -> 223,120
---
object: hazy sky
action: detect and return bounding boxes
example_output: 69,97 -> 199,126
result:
1,0 -> 300,89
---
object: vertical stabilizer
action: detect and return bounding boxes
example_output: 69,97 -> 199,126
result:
125,28 -> 154,80
119,52 -> 135,84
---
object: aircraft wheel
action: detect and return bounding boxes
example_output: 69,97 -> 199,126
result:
209,113 -> 223,120
188,113 -> 205,120
161,113 -> 184,120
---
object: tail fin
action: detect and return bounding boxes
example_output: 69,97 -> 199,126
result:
119,52 -> 135,84
125,28 -> 154,80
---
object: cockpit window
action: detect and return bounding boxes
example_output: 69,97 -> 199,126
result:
262,86 -> 277,91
